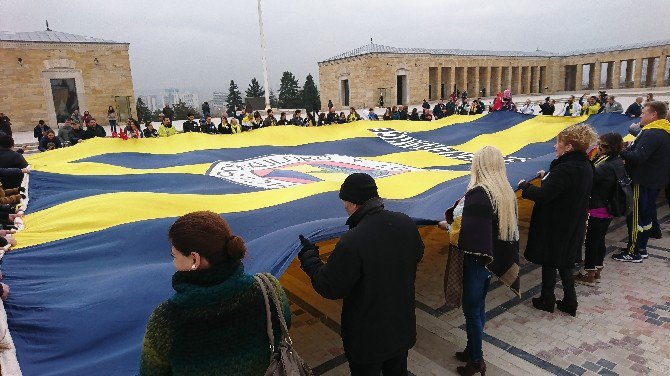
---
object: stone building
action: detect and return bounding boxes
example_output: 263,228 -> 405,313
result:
0,30 -> 135,131
318,40 -> 670,110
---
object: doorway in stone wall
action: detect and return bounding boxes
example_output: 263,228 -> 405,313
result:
50,78 -> 79,123
396,74 -> 407,105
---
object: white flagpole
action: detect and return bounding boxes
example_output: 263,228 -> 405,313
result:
257,0 -> 271,109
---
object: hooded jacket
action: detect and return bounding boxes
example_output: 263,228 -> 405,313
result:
620,119 -> 670,189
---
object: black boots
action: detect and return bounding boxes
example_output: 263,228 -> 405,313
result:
455,349 -> 470,362
457,359 -> 486,376
556,300 -> 578,317
531,296 -> 555,313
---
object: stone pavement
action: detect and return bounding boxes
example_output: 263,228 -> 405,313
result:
281,199 -> 670,375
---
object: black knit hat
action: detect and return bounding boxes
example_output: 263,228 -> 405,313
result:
339,173 -> 379,205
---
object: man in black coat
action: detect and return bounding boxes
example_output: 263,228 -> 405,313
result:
614,101 -> 670,262
0,132 -> 28,189
625,97 -> 643,118
0,113 -> 12,138
82,119 -> 107,139
298,173 -> 424,375
182,113 -> 200,133
518,124 -> 595,317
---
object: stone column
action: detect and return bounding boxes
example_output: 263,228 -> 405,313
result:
575,64 -> 583,91
484,66 -> 491,97
612,60 -> 621,89
474,68 -> 480,97
462,66 -> 468,94
645,57 -> 656,87
533,66 -> 541,93
524,66 -> 531,94
625,60 -> 634,87
496,66 -> 503,93
605,62 -> 614,89
592,62 -> 601,89
436,66 -> 442,99
657,55 -> 667,87
633,58 -> 643,88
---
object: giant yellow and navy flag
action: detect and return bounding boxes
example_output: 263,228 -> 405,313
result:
5,111 -> 635,375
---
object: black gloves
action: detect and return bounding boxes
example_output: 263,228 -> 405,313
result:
298,234 -> 319,259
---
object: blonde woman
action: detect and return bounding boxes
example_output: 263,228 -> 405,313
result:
441,146 -> 520,376
518,124 -> 597,317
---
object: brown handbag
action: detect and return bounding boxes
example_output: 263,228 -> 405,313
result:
254,273 -> 313,376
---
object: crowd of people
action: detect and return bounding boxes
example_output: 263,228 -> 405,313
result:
0,132 -> 30,304
21,90 -> 662,155
138,101 -> 669,375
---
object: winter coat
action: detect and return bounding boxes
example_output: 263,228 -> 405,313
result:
58,125 -> 73,144
589,154 -> 625,209
38,136 -> 62,151
263,116 -> 277,127
520,151 -> 593,268
140,264 -> 290,376
539,102 -> 555,115
143,128 -> 159,138
82,125 -> 107,139
620,119 -> 670,189
182,121 -> 200,133
158,124 -> 176,137
34,124 -> 51,140
582,103 -> 601,115
202,122 -> 218,134
603,102 -> 623,113
562,101 -> 582,117
625,103 -> 642,118
299,197 -> 424,363
0,148 -> 28,189
0,116 -> 12,137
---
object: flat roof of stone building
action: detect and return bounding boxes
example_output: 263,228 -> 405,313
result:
0,30 -> 126,44
320,39 -> 670,63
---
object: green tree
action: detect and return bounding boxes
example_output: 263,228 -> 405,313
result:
150,109 -> 163,122
136,97 -> 151,122
245,77 -> 264,98
225,80 -> 243,115
302,74 -> 321,112
269,89 -> 279,108
278,71 -> 302,108
172,100 -> 199,121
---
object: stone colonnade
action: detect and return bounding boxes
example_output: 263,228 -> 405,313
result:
562,56 -> 669,91
427,63 -> 548,100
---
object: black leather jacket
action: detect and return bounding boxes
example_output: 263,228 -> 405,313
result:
589,155 -> 625,209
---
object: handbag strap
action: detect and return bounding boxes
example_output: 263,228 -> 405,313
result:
253,274 -> 275,354
256,273 -> 293,345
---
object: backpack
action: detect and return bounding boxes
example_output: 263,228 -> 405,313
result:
607,162 -> 633,217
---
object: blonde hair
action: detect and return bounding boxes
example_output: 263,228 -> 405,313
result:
467,146 -> 519,241
557,124 -> 598,152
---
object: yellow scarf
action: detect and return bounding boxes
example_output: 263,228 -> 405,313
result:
642,118 -> 670,134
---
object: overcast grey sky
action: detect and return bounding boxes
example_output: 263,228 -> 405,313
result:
2,0 -> 670,100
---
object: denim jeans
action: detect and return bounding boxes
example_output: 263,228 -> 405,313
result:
462,254 -> 492,362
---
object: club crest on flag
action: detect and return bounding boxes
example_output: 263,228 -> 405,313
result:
206,154 -> 417,189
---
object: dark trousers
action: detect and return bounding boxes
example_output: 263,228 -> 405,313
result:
541,266 -> 576,302
584,217 -> 613,269
462,254 -> 491,362
348,351 -> 408,376
626,184 -> 660,253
